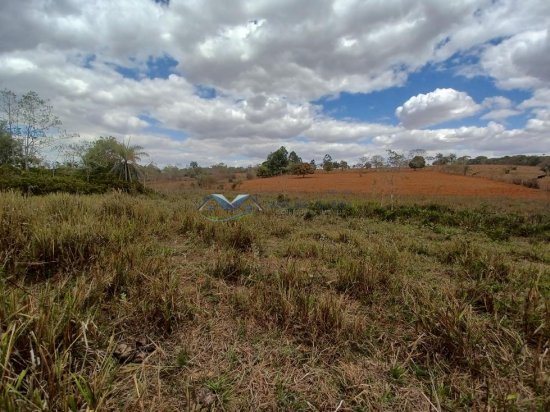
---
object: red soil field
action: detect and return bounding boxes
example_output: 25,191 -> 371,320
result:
240,169 -> 550,200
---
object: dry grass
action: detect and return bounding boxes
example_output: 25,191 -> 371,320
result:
0,190 -> 549,410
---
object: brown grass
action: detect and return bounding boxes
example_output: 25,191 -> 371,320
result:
1,190 -> 549,410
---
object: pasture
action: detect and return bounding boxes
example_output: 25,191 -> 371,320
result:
1,179 -> 549,410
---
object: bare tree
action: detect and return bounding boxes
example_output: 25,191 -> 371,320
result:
0,89 -> 62,169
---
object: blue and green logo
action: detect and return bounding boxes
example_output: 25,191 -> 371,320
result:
198,194 -> 263,222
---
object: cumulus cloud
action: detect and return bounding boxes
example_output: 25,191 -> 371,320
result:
1,0 -> 550,165
396,88 -> 481,129
480,29 -> 550,90
519,88 -> 550,109
481,96 -> 522,121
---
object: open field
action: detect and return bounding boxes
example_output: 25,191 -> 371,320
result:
240,169 -> 550,199
1,190 -> 549,410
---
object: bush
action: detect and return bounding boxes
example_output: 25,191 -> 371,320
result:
0,166 -> 146,195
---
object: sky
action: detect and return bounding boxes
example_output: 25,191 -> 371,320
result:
0,0 -> 549,167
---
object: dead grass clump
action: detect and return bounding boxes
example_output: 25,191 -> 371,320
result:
442,239 -> 512,282
207,250 -> 254,282
0,277 -> 115,411
283,239 -> 322,258
335,257 -> 393,298
24,221 -> 110,277
412,293 -> 526,376
220,223 -> 257,252
254,280 -> 364,344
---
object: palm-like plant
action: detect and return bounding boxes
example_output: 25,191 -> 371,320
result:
110,139 -> 148,182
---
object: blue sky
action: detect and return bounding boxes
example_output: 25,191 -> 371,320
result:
1,0 -> 549,166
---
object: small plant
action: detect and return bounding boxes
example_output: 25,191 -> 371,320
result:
205,374 -> 233,405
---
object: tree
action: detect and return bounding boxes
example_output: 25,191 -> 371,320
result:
0,89 -> 62,170
110,139 -> 148,182
456,156 -> 471,164
0,122 -> 23,166
432,153 -> 447,165
258,146 -> 289,177
309,159 -> 316,168
371,155 -> 385,168
322,154 -> 334,172
470,156 -> 488,165
83,136 -> 121,173
386,149 -> 405,168
288,151 -> 302,164
339,160 -> 349,170
408,155 -> 426,170
290,162 -> 315,177
359,155 -> 370,168
83,136 -> 148,182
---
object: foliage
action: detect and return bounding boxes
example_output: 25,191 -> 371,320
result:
83,136 -> 147,182
322,154 -> 334,172
290,162 -> 315,177
0,165 -> 146,195
386,149 -> 406,167
0,123 -> 23,167
288,151 -> 302,164
339,160 -> 349,170
408,155 -> 426,170
0,89 -> 62,170
371,154 -> 385,168
469,154 -> 548,166
258,146 -> 289,177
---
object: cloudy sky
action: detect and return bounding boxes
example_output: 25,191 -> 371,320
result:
1,0 -> 549,166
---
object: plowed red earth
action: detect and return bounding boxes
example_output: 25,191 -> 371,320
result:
240,169 -> 550,200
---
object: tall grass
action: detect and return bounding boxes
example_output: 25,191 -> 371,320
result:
0,190 -> 548,409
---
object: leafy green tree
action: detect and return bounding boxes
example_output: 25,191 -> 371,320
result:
322,154 -> 334,172
339,160 -> 349,170
290,162 -> 315,177
256,164 -> 272,178
83,136 -> 147,182
288,151 -> 302,164
110,140 -> 148,182
83,137 -> 120,173
309,159 -> 316,168
408,155 -> 426,170
258,146 -> 289,177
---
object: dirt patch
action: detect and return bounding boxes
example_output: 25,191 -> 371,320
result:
240,169 -> 550,199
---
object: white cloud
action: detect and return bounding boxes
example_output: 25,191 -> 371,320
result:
396,88 -> 481,129
481,96 -> 522,121
1,0 -> 550,165
481,109 -> 522,121
519,88 -> 550,109
480,29 -> 550,90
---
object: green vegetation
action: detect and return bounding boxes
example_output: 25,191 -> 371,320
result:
1,191 -> 548,410
290,162 -> 315,177
409,155 -> 426,170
